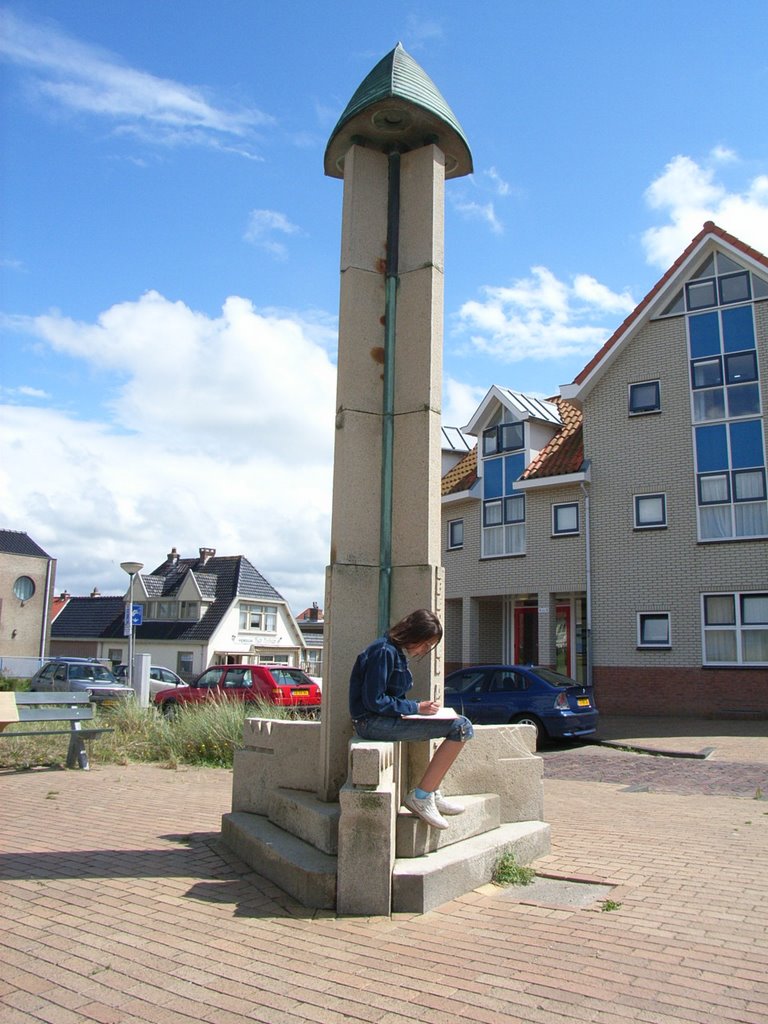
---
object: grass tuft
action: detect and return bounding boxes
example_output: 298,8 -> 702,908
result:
492,851 -> 535,887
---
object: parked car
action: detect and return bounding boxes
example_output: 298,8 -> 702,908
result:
153,664 -> 322,716
443,664 -> 598,744
30,658 -> 134,707
114,664 -> 188,698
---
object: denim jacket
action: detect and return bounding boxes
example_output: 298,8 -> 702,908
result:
348,635 -> 419,719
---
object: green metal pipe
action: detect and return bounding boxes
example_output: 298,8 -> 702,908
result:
378,150 -> 401,637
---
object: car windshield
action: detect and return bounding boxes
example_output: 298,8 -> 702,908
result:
68,664 -> 116,682
532,666 -> 579,688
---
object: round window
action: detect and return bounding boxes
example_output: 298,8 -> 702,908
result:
13,576 -> 36,601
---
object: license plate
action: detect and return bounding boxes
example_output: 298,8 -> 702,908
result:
577,697 -> 590,707
292,689 -> 309,696
101,699 -> 118,708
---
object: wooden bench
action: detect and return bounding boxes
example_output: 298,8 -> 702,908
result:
0,692 -> 113,770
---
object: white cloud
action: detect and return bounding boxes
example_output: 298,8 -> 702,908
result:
1,385 -> 49,400
485,167 -> 511,197
451,197 -> 503,235
0,293 -> 338,610
455,266 -> 635,363
244,209 -> 302,260
642,151 -> 768,267
0,8 -> 272,154
442,378 -> 487,429
405,15 -> 445,50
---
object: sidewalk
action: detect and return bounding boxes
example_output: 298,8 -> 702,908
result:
1,719 -> 767,1024
593,714 -> 768,762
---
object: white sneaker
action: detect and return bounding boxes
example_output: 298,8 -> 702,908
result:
404,790 -> 449,830
435,790 -> 465,815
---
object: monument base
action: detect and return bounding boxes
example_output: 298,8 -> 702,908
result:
221,718 -> 551,916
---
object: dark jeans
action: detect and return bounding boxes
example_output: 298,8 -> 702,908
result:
352,713 -> 474,743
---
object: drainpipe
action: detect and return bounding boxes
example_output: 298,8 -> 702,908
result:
378,149 -> 401,637
580,479 -> 592,687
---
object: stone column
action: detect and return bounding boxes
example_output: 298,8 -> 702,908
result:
318,143 -> 447,802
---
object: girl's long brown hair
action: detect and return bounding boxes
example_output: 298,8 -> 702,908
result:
387,609 -> 443,649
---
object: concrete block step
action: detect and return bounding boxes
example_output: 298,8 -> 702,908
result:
268,788 -> 340,855
221,811 -> 337,909
392,820 -> 551,914
396,793 -> 501,857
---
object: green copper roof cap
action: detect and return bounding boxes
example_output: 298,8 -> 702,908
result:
324,42 -> 473,180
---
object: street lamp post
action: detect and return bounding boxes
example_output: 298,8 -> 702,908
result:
120,561 -> 144,693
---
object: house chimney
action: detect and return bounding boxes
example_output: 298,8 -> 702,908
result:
310,602 -> 320,621
90,587 -> 101,598
59,590 -> 70,600
198,547 -> 215,565
167,547 -> 179,564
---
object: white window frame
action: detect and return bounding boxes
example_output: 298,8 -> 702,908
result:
634,493 -> 667,529
239,602 -> 278,633
637,612 -> 671,648
702,591 -> 768,666
552,502 -> 579,536
447,518 -> 464,550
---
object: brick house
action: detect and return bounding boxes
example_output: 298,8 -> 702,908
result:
0,530 -> 56,666
442,222 -> 767,717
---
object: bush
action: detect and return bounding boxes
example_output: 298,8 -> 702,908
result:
0,677 -> 30,692
0,696 -> 303,770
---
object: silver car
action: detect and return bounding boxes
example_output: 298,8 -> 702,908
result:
114,664 -> 188,698
30,659 -> 134,706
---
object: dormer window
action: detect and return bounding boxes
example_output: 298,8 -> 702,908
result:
483,421 -> 524,456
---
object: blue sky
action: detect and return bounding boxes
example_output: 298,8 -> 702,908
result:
1,0 -> 767,613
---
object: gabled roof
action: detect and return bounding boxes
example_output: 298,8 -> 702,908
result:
563,221 -> 768,402
51,553 -> 288,645
441,396 -> 584,497
463,385 -> 561,436
0,529 -> 51,559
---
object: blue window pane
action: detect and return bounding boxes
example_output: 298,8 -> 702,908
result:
483,457 -> 503,498
721,305 -> 755,352
730,420 -> 765,469
504,453 -> 525,494
695,424 -> 728,471
688,312 -> 720,357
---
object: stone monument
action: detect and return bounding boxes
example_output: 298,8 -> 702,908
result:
222,43 -> 549,916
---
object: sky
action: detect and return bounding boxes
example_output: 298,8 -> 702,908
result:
1,0 -> 767,615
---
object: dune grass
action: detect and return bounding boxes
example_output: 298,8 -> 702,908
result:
0,695 -> 307,771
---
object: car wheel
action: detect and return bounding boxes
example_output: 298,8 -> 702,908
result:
509,713 -> 544,745
161,700 -> 179,719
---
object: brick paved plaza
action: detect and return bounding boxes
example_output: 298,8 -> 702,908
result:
1,719 -> 767,1024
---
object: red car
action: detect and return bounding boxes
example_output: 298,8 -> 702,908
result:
153,664 -> 321,716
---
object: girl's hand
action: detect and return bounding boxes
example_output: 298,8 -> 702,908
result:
418,700 -> 440,715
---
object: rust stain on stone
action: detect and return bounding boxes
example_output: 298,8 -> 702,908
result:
370,346 -> 385,364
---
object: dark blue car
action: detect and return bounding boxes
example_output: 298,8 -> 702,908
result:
443,665 -> 598,744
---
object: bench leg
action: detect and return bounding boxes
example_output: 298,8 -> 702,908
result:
67,723 -> 90,770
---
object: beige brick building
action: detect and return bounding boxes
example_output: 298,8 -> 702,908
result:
442,222 -> 767,717
0,530 -> 56,665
